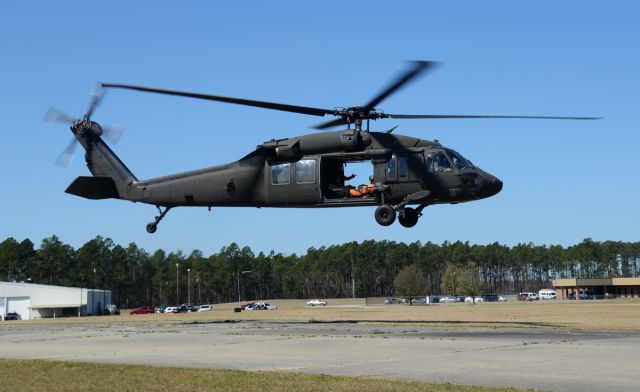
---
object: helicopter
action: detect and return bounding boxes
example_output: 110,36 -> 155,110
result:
46,61 -> 597,233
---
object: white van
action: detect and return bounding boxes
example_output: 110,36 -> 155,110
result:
538,289 -> 556,300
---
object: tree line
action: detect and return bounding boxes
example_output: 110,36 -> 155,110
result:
1,236 -> 639,308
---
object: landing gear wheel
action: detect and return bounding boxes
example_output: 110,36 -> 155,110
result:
398,207 -> 419,228
145,206 -> 172,234
375,205 -> 396,226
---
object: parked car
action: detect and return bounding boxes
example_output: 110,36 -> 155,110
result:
178,304 -> 194,312
306,299 -> 327,306
464,296 -> 484,303
518,292 -> 539,301
384,298 -> 400,304
569,291 -> 590,300
538,289 -> 557,300
245,302 -> 277,310
439,296 -> 458,303
482,294 -> 496,302
164,306 -> 178,313
498,295 -> 507,301
4,312 -> 21,320
197,304 -> 213,312
130,306 -> 155,315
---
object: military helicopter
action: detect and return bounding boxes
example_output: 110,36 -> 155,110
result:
46,61 -> 597,233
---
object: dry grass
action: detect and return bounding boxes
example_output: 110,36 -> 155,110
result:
11,298 -> 640,331
0,359 -> 538,392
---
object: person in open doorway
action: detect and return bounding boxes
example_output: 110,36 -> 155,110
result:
349,175 -> 375,197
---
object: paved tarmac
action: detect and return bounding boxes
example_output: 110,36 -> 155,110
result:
1,321 -> 638,391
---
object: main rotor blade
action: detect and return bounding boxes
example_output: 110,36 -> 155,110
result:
364,61 -> 436,111
386,114 -> 601,120
101,83 -> 334,117
313,117 -> 349,130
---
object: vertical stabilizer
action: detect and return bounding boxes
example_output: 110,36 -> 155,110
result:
68,121 -> 141,201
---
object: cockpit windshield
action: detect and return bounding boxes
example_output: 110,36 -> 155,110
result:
445,149 -> 473,170
426,149 -> 474,173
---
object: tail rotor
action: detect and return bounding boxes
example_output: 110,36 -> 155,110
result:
46,85 -> 124,167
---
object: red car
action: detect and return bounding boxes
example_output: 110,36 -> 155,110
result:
130,306 -> 155,315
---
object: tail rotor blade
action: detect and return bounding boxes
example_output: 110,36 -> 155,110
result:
55,137 -> 78,168
85,85 -> 105,119
45,107 -> 76,125
104,124 -> 124,144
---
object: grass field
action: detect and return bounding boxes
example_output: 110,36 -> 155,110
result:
0,359 -> 537,392
9,298 -> 640,331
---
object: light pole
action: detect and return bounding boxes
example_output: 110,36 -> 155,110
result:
78,275 -> 84,318
175,263 -> 180,305
187,268 -> 191,306
237,270 -> 252,305
196,274 -> 202,305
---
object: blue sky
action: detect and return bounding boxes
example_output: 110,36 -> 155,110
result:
1,1 -> 638,255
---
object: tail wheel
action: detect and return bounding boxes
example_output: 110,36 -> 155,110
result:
398,207 -> 419,228
375,205 -> 396,226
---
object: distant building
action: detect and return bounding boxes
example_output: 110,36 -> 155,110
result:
0,281 -> 112,320
552,278 -> 640,300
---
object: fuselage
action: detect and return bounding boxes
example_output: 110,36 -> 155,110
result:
118,130 -> 502,208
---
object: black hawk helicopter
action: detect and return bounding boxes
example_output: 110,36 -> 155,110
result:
47,61 -> 597,233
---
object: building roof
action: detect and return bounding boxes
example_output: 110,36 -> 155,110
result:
552,277 -> 640,287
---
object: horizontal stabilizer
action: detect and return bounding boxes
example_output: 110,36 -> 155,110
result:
65,176 -> 120,200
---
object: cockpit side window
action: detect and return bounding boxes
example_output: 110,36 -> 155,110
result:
387,154 -> 409,180
386,154 -> 397,181
426,151 -> 453,173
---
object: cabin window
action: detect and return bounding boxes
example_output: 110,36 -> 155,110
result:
295,159 -> 316,184
271,163 -> 290,185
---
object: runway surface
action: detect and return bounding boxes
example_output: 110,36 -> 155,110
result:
1,321 -> 638,391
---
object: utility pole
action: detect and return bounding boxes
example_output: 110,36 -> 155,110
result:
175,263 -> 180,305
187,268 -> 191,305
196,274 -> 202,305
351,244 -> 356,299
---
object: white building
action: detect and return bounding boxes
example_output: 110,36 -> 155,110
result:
0,281 -> 112,320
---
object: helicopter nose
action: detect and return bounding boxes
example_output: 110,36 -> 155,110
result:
483,175 -> 503,197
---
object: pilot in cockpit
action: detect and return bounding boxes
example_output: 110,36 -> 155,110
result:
431,152 -> 453,172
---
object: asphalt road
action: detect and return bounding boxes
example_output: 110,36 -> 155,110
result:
1,321 -> 638,391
